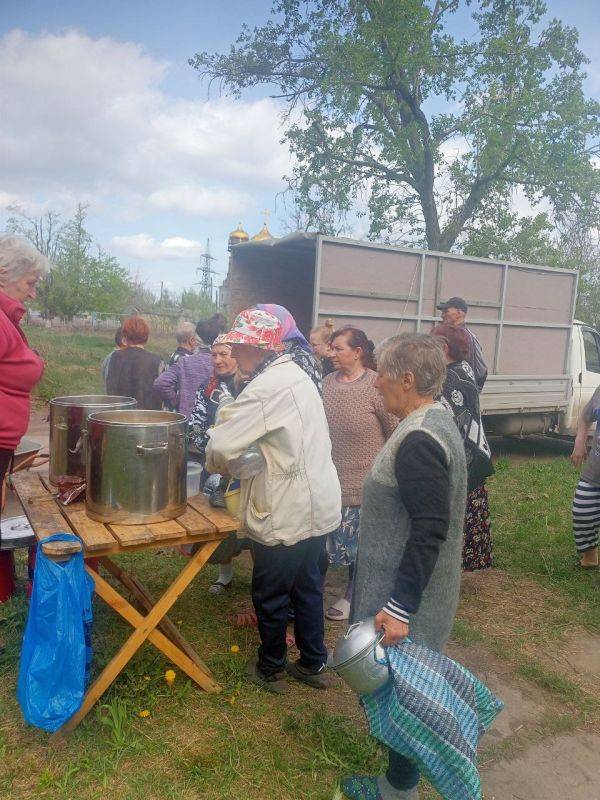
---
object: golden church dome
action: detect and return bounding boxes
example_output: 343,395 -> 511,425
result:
251,223 -> 274,242
228,223 -> 249,249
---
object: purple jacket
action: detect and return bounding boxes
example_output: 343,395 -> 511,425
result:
153,351 -> 212,418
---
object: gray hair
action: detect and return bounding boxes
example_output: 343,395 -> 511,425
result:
175,321 -> 196,344
376,333 -> 446,397
0,235 -> 51,287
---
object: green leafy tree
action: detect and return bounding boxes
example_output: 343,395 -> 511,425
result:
5,204 -> 133,320
192,0 -> 600,250
6,206 -> 67,317
180,287 -> 218,319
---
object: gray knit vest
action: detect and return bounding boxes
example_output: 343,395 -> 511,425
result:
351,402 -> 467,653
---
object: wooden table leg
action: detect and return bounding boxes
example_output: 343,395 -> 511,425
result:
56,539 -> 222,736
89,567 -> 221,692
98,556 -> 213,676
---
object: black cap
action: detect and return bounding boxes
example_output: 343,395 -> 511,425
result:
437,296 -> 468,313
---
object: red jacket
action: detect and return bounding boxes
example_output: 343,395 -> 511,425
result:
0,292 -> 44,450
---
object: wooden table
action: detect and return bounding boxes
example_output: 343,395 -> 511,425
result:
10,470 -> 237,735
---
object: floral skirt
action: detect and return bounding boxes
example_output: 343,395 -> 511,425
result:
463,484 -> 493,571
327,505 -> 361,567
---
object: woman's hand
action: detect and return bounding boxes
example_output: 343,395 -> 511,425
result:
571,439 -> 588,468
374,609 -> 409,646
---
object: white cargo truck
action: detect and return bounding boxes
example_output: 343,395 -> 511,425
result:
223,232 -> 600,436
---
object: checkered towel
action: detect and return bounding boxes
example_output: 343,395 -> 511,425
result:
361,640 -> 503,800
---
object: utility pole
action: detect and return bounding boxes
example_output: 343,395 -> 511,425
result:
197,238 -> 218,301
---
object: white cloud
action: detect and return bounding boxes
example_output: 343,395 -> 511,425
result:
0,191 -> 24,210
148,185 -> 251,216
0,29 -> 290,216
112,234 -> 204,261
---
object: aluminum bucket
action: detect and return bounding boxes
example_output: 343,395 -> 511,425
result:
85,409 -> 187,524
49,395 -> 137,485
328,618 -> 389,695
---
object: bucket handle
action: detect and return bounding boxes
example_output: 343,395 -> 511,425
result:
136,443 -> 169,455
343,622 -> 362,640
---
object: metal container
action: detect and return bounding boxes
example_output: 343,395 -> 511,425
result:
328,617 -> 389,695
85,410 -> 187,524
49,395 -> 137,485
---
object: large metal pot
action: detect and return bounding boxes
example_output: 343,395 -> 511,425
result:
49,395 -> 137,485
85,410 -> 187,524
328,617 -> 390,695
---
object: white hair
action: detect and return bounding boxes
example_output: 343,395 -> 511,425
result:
375,333 -> 446,397
0,235 -> 51,287
176,320 -> 196,344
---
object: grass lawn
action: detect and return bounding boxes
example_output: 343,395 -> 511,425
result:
1,330 -> 600,799
25,326 -> 175,403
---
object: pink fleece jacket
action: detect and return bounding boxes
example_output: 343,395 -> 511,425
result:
0,292 -> 44,450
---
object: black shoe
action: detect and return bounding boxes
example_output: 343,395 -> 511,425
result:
245,660 -> 287,694
285,659 -> 329,690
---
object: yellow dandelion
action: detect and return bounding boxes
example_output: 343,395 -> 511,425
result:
138,709 -> 150,718
165,669 -> 176,685
143,675 -> 150,681
230,645 -> 240,654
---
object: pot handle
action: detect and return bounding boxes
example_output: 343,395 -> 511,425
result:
136,443 -> 169,455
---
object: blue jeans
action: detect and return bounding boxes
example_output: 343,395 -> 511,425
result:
251,535 -> 328,676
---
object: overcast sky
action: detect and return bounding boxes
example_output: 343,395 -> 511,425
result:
1,0 -> 598,296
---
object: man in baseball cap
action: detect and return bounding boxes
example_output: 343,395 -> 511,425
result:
436,297 -> 487,390
437,296 -> 468,315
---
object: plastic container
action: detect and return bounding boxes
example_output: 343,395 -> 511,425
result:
186,461 -> 203,497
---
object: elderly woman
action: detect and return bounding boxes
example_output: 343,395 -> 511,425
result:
323,326 -> 397,621
107,316 -> 163,410
256,303 -> 322,392
168,321 -> 196,367
310,320 -> 335,376
0,236 -> 48,593
153,335 -> 212,419
342,333 -> 466,800
101,327 -> 125,390
206,309 -> 341,694
432,324 -> 494,571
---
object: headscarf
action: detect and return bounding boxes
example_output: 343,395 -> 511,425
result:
219,308 -> 284,351
256,303 -> 311,353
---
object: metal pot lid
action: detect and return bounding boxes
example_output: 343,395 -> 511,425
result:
87,410 -> 186,426
50,394 -> 137,406
329,617 -> 382,669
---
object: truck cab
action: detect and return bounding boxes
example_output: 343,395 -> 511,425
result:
561,321 -> 600,435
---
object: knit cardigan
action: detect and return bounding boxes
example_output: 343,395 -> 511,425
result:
352,403 -> 467,653
323,369 -> 398,507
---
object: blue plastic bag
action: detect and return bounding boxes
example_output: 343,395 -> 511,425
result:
17,533 -> 95,732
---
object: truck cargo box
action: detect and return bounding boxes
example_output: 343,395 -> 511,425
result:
224,233 -> 578,417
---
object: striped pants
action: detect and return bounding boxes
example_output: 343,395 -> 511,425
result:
572,481 -> 600,552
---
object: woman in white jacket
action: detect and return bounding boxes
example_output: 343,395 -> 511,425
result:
206,308 -> 341,694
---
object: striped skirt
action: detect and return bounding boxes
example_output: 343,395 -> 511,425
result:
572,480 -> 600,552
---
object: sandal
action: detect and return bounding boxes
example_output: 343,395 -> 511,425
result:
208,579 -> 232,595
326,597 -> 351,621
230,611 -> 258,628
579,547 -> 599,569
